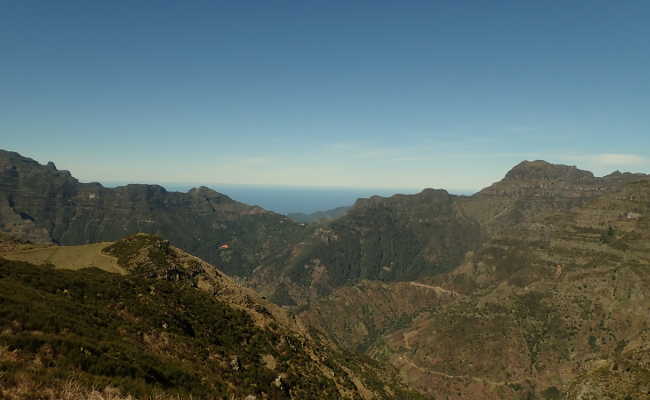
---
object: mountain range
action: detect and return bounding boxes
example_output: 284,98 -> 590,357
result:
2,149 -> 650,399
0,149 -> 304,278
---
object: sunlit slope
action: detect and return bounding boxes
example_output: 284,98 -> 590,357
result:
1,242 -> 124,274
0,234 -> 427,400
298,165 -> 650,400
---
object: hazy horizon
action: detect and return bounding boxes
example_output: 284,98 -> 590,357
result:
7,147 -> 650,214
93,179 -> 476,215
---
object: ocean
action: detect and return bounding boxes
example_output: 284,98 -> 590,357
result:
163,184 -> 422,214
103,182 -> 475,214
102,182 -> 424,214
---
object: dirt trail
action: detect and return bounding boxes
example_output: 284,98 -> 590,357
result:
396,354 -> 515,388
409,281 -> 459,297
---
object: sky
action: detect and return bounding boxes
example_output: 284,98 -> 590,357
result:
2,1 -> 650,192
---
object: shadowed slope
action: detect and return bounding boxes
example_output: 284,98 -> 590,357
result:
252,188 -> 482,304
0,150 -> 305,277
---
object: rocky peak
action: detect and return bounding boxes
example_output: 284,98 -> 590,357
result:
504,160 -> 595,183
102,233 -> 269,313
418,187 -> 451,200
188,185 -> 234,203
116,183 -> 168,195
465,161 -> 605,232
602,170 -> 649,183
0,149 -> 33,163
0,149 -> 74,181
353,188 -> 451,210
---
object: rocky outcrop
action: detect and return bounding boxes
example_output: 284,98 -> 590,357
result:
459,159 -> 650,232
503,160 -> 596,183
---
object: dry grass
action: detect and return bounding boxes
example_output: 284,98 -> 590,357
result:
0,379 -> 192,400
0,242 -> 125,274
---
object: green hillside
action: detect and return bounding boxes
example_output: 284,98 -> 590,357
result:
0,234 -> 427,400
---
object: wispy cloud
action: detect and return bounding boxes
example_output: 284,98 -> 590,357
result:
553,152 -> 650,174
506,125 -> 539,134
391,156 -> 427,162
237,157 -> 270,165
558,153 -> 649,167
589,153 -> 647,166
325,141 -> 423,161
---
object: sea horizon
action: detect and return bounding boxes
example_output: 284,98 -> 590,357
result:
101,181 -> 477,214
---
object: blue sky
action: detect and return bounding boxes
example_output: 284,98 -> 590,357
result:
2,1 -> 649,191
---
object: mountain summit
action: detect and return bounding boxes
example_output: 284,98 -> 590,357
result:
503,160 -> 595,182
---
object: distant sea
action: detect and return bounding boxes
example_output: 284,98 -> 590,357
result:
103,182 -> 475,215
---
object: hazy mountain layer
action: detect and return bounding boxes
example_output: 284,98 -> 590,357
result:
0,150 -> 305,277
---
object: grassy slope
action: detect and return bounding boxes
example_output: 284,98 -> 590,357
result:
1,242 -> 124,274
0,235 -> 428,400
0,258 -> 302,399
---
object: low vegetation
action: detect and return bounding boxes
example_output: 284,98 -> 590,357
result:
0,234 -> 428,399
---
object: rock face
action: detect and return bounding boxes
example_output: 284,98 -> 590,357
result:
459,160 -> 646,233
0,150 -> 304,277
